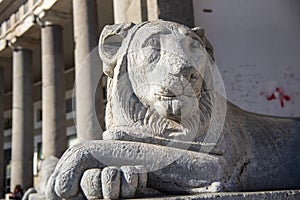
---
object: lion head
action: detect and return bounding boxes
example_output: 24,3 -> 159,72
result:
99,20 -> 219,145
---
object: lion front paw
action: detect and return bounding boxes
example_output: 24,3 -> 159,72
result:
80,165 -> 147,199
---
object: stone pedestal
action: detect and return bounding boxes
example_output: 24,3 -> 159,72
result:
147,0 -> 194,27
41,23 -> 66,159
0,67 -> 4,198
148,190 -> 300,200
72,0 -> 104,141
33,190 -> 300,200
11,47 -> 33,190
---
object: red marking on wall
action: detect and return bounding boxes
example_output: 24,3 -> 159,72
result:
266,87 -> 291,108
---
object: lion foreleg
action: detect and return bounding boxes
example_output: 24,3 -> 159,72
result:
46,140 -> 229,199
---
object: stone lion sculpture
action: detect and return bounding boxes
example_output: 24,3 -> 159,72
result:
46,20 -> 300,199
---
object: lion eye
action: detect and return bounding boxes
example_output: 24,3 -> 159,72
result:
191,39 -> 201,49
144,38 -> 160,49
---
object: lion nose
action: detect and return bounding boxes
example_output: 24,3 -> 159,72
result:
180,66 -> 200,83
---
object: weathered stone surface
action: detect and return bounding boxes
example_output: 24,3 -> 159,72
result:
135,165 -> 147,191
18,190 -> 300,200
140,190 -> 300,200
37,157 -> 59,194
80,169 -> 103,199
28,193 -> 45,200
45,140 -> 227,199
23,157 -> 58,200
101,167 -> 121,199
120,166 -> 139,198
46,20 -> 300,199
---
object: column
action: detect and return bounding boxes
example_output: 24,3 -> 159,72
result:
11,47 -> 33,190
113,0 -> 147,23
147,0 -> 194,27
73,0 -> 104,141
113,0 -> 128,23
41,23 -> 66,159
0,67 -> 4,197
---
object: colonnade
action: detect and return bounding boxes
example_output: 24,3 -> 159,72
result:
0,0 -> 194,194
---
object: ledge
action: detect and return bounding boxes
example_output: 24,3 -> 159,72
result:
138,190 -> 300,200
28,190 -> 300,200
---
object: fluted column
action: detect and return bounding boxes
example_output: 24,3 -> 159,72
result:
11,47 -> 33,190
0,67 -> 4,198
73,0 -> 104,141
41,22 -> 66,159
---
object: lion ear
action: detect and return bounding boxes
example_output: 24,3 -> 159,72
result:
99,22 -> 135,77
192,27 -> 215,61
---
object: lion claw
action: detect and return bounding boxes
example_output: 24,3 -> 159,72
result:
80,165 -> 147,200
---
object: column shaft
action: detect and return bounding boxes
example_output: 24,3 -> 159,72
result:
128,0 -> 146,23
11,48 -> 33,190
147,0 -> 194,27
41,24 -> 66,159
0,67 -> 4,197
113,0 -> 128,23
73,0 -> 104,141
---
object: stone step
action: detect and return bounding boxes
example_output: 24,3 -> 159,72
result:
137,190 -> 300,200
28,190 -> 300,200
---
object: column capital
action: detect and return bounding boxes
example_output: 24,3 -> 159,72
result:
8,36 -> 39,51
37,10 -> 71,27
